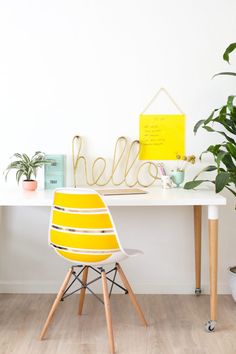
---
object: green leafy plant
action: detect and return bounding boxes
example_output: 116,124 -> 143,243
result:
5,151 -> 53,183
184,43 -> 236,197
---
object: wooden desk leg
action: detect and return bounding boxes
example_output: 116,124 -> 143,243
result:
194,206 -> 202,296
205,205 -> 218,332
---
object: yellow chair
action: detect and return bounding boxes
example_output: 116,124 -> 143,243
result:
39,188 -> 147,353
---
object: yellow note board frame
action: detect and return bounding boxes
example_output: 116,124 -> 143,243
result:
139,114 -> 185,160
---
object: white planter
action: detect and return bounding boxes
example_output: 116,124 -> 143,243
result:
229,266 -> 236,301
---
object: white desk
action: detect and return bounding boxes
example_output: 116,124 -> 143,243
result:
0,186 -> 226,331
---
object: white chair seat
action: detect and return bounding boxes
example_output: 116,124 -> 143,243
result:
90,248 -> 143,266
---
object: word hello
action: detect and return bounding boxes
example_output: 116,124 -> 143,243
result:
72,136 -> 160,187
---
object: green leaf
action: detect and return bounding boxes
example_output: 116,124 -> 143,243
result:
203,165 -> 218,172
213,72 -> 236,78
31,151 -> 44,162
38,159 -> 53,164
32,167 -> 37,178
199,145 -> 221,160
193,120 -> 205,134
16,170 -> 25,183
33,151 -> 43,156
193,109 -> 220,134
227,95 -> 236,112
219,105 -> 227,115
229,174 -> 236,186
215,172 -> 230,193
216,151 -> 227,166
204,109 -> 220,124
184,180 -> 210,190
30,161 -> 47,168
223,42 -> 236,63
203,126 -> 215,132
22,153 -> 30,163
219,131 -> 235,144
13,153 -> 22,159
226,186 -> 236,197
26,166 -> 34,180
193,165 -> 217,180
226,142 -> 236,160
213,116 -> 235,135
5,161 -> 22,170
4,170 -> 11,181
221,153 -> 236,171
202,125 -> 235,143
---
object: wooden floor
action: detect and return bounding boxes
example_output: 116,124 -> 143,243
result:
1,294 -> 236,354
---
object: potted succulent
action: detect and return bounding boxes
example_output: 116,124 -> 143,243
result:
5,151 -> 53,191
184,43 -> 236,300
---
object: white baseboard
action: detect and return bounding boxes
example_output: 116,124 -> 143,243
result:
0,281 -> 231,294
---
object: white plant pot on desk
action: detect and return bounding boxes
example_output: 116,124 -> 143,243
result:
229,266 -> 236,301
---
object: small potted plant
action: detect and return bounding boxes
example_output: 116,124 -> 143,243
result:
5,151 -> 53,191
171,154 -> 196,187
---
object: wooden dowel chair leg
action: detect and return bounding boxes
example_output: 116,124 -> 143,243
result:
78,266 -> 89,315
39,267 -> 73,340
116,263 -> 148,327
101,270 -> 115,354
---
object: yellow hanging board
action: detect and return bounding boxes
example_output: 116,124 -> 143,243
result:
139,114 -> 185,160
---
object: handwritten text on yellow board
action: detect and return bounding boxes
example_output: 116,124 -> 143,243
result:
139,114 -> 185,160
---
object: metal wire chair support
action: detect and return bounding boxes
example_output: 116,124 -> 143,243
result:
109,267 -> 117,298
91,266 -> 128,294
61,265 -> 128,304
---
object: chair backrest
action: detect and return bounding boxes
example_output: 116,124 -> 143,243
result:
49,188 -> 123,264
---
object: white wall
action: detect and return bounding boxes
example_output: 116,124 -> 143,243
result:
0,0 -> 235,294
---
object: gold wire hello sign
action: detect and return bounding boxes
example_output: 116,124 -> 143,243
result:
72,135 -> 161,188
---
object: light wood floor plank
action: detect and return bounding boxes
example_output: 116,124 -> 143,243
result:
0,294 -> 236,354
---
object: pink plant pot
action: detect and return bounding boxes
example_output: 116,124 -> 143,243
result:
22,180 -> 38,191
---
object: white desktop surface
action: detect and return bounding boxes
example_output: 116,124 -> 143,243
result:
0,186 -> 226,207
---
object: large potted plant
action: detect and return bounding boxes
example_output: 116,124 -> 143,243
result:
5,151 -> 53,191
184,43 -> 236,299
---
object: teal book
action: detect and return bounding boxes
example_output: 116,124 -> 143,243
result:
44,155 -> 65,190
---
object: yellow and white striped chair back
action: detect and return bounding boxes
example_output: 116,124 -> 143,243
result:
49,188 -> 124,265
